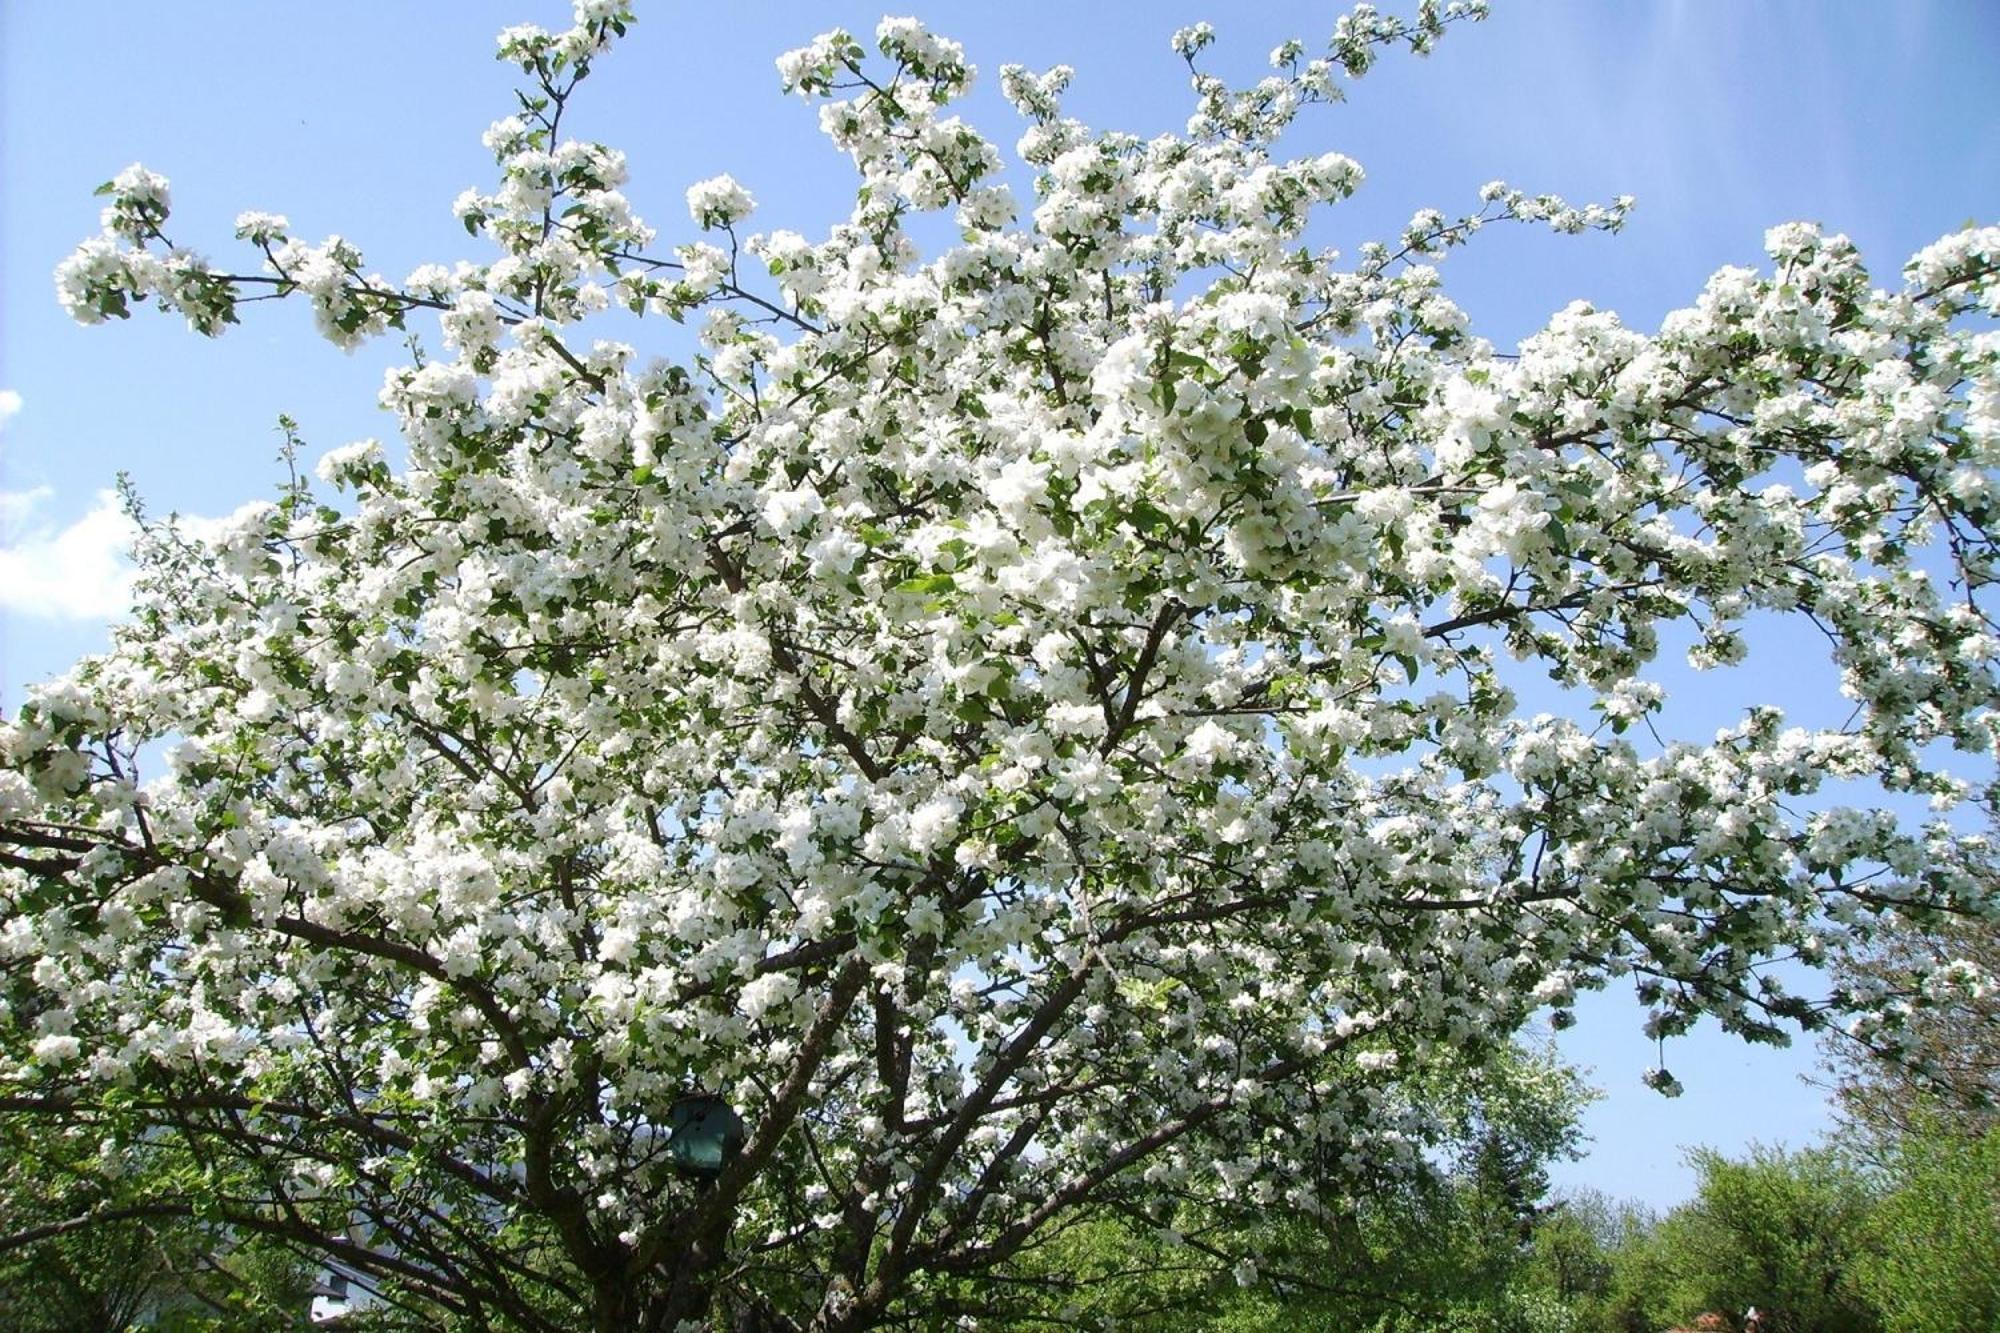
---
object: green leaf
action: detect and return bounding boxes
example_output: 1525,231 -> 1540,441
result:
1127,500 -> 1169,535
894,573 -> 956,597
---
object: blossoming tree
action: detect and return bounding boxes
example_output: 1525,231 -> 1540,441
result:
4,2 -> 1998,1328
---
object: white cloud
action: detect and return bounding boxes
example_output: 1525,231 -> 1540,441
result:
0,487 -> 139,620
0,485 -> 54,535
0,390 -> 20,430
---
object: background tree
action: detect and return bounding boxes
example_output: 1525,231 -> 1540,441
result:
1808,828 -> 2000,1333
3,1 -> 1997,1328
1812,830 -> 1999,1333
1596,1146 -> 1879,1333
979,1041 -> 1592,1330
0,1115 -> 314,1331
1823,895 -> 2000,1145
1851,1121 -> 2000,1333
1518,1189 -> 1651,1328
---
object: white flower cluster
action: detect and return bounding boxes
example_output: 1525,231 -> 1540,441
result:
54,167 -> 238,335
685,174 -> 755,229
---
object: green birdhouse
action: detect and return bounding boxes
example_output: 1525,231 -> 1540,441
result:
666,1093 -> 747,1180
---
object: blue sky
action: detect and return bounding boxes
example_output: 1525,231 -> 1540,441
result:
3,2 -> 1995,1210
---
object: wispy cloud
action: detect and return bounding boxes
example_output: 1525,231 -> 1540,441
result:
0,484 -> 54,535
0,487 -> 139,621
0,390 -> 21,431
